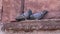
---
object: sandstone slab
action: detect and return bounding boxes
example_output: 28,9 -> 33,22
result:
0,0 -> 2,21
1,19 -> 60,32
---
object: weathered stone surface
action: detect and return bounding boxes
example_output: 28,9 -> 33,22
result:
25,0 -> 60,19
3,0 -> 21,22
0,0 -> 2,21
1,19 -> 60,32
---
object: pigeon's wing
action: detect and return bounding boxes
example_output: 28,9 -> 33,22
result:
33,13 -> 41,19
30,15 -> 35,19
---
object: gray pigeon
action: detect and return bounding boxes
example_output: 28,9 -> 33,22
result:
15,9 -> 32,21
30,10 -> 48,20
23,9 -> 32,19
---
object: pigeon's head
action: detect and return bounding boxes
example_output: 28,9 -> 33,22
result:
28,9 -> 32,14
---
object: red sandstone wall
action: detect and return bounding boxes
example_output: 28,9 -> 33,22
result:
25,0 -> 60,19
0,0 -> 2,21
3,0 -> 21,22
2,0 -> 60,22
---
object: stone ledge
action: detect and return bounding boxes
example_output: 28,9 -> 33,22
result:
1,19 -> 60,32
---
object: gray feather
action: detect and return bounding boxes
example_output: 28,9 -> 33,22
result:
15,9 -> 32,21
30,10 -> 48,20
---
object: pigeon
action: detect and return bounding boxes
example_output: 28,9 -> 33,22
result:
30,10 -> 48,20
15,9 -> 32,21
23,9 -> 32,20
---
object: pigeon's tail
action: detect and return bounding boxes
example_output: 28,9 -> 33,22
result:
42,10 -> 48,15
39,10 -> 48,19
15,14 -> 25,22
